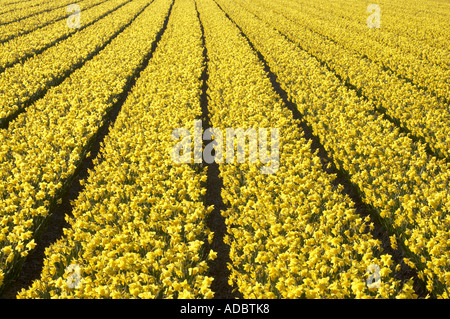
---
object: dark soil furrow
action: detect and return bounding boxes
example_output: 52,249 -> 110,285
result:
195,0 -> 242,299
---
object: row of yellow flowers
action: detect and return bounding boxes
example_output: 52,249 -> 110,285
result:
0,0 -> 104,43
235,0 -> 450,160
0,0 -> 171,293
18,0 -> 216,298
0,0 -> 147,125
216,0 -> 449,298
0,0 -> 130,71
198,0 -> 413,298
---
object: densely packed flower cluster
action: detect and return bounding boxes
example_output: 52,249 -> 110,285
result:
368,0 -> 448,52
263,0 -> 449,99
0,0 -> 129,72
216,0 -> 449,297
234,0 -> 450,159
197,0 -> 413,298
18,0 -> 215,298
296,0 -> 449,68
0,0 -> 49,16
0,0 -> 172,292
0,0 -> 147,125
0,0 -> 78,25
0,0 -> 106,42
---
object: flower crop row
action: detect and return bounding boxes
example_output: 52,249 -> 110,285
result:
197,0 -> 413,299
0,0 -> 172,293
0,0 -> 105,43
234,0 -> 450,160
17,0 -> 215,299
216,0 -> 449,297
0,0 -> 147,125
0,0 -> 130,72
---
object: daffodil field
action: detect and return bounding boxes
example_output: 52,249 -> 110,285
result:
0,0 -> 448,299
